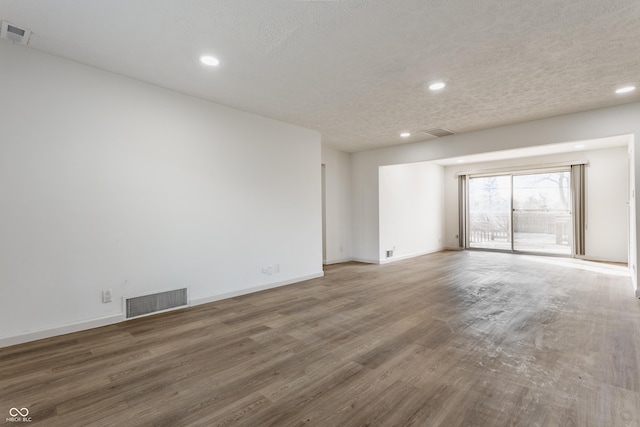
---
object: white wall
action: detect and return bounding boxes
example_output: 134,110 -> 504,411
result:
321,144 -> 352,264
443,146 -> 629,262
0,43 -> 322,346
351,102 -> 640,295
584,147 -> 629,262
379,162 -> 444,263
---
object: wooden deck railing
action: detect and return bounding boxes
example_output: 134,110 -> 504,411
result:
470,211 -> 570,244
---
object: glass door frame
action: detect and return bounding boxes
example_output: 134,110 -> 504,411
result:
463,166 -> 574,257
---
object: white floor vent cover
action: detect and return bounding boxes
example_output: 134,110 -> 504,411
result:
126,288 -> 188,319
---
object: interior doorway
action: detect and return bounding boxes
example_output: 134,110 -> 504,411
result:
321,164 -> 327,264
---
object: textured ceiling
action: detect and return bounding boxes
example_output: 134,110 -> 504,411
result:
1,0 -> 639,152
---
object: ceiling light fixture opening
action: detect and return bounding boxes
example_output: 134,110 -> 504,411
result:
200,55 -> 220,67
615,86 -> 636,94
428,81 -> 446,91
400,132 -> 411,138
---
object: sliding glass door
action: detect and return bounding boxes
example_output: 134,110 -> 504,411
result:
468,175 -> 511,250
466,169 -> 573,255
512,171 -> 571,254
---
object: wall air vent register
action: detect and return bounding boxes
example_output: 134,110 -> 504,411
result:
125,288 -> 189,319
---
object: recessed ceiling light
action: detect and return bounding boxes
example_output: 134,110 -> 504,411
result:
200,55 -> 220,67
400,132 -> 411,138
615,86 -> 636,94
428,82 -> 446,91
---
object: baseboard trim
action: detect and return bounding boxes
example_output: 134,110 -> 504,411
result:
574,254 -> 628,264
350,258 -> 380,264
0,313 -> 124,349
191,272 -> 325,306
323,257 -> 354,265
379,248 -> 443,264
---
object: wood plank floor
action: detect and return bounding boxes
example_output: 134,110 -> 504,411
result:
1,250 -> 639,426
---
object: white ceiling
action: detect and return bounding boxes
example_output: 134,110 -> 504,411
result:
1,1 -> 639,152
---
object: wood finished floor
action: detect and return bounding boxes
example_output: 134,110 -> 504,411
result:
1,250 -> 640,426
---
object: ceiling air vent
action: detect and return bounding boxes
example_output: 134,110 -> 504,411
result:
421,128 -> 456,138
1,21 -> 31,45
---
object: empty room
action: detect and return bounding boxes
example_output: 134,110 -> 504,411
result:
1,1 -> 640,426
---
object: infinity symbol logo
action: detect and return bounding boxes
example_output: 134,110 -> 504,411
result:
9,407 -> 29,417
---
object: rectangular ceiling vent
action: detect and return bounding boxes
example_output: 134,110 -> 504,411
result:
1,21 -> 31,45
421,128 -> 456,138
125,288 -> 188,319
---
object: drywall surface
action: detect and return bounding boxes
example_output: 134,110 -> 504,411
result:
443,146 -> 629,262
351,102 -> 640,291
379,162 -> 444,262
0,43 -> 322,344
584,147 -> 629,262
321,144 -> 352,264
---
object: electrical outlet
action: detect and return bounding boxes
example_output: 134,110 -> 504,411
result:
262,266 -> 273,275
102,289 -> 112,303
